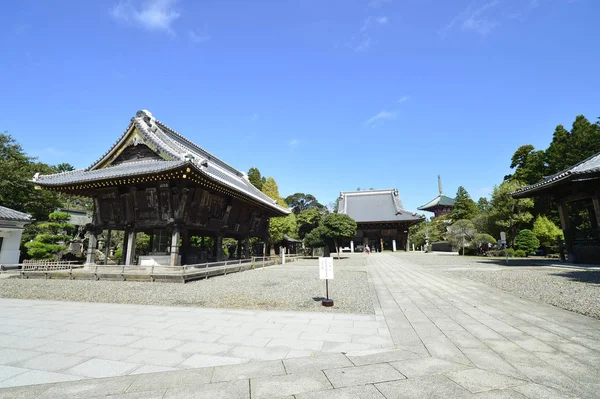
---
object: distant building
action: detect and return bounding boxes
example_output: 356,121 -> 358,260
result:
418,175 -> 455,218
0,206 -> 32,265
338,189 -> 424,252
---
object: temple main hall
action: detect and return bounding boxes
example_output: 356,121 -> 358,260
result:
338,189 -> 424,252
33,110 -> 290,266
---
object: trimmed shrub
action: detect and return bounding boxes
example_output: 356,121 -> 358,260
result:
515,229 -> 540,255
514,249 -> 527,258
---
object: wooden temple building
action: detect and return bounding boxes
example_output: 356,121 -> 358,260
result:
33,110 -> 290,266
417,175 -> 455,218
338,189 -> 424,252
513,152 -> 600,264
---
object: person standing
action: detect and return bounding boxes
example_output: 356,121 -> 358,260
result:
365,245 -> 370,255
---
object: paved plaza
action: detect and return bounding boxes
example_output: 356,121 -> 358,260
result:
1,253 -> 599,398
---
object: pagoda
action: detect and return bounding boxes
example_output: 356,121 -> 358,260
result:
418,176 -> 455,218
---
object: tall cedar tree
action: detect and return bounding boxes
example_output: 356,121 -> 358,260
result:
451,186 -> 478,221
247,167 -> 266,191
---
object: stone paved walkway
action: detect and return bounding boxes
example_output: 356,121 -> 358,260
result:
1,253 -> 599,398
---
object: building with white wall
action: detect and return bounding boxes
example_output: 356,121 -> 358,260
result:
0,206 -> 32,265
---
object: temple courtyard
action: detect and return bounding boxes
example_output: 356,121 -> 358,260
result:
0,253 -> 599,398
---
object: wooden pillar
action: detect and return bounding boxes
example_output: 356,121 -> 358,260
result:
244,236 -> 250,259
125,230 -> 136,265
237,239 -> 242,259
121,230 -> 128,265
380,238 -> 384,253
180,230 -> 189,265
592,195 -> 600,232
215,233 -> 223,261
170,229 -> 180,266
85,231 -> 98,265
558,202 -> 574,262
104,229 -> 112,265
148,231 -> 154,253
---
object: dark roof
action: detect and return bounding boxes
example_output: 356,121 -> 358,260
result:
338,189 -> 424,223
36,160 -> 187,186
418,194 -> 455,211
513,151 -> 600,198
33,110 -> 289,215
0,206 -> 32,222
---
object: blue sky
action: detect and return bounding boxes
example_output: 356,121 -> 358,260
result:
2,0 -> 599,213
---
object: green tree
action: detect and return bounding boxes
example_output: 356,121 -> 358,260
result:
247,167 -> 266,190
545,116 -> 600,175
284,193 -> 326,215
514,229 -> 540,256
532,215 -> 564,248
476,197 -> 490,213
320,213 -> 357,259
24,211 -> 75,260
504,145 -> 546,185
488,181 -> 534,245
297,209 -> 322,239
304,225 -> 327,249
408,215 -> 448,248
451,186 -> 478,221
268,213 -> 297,244
261,177 -> 286,207
446,219 -> 476,255
0,132 -> 61,220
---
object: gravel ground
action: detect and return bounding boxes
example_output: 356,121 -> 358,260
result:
0,258 -> 374,314
394,252 -> 600,320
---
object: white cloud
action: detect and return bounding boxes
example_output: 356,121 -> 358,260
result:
288,139 -> 299,147
441,0 -> 500,37
397,96 -> 409,103
111,0 -> 181,35
188,30 -> 211,43
354,15 -> 388,52
369,0 -> 391,8
354,37 -> 372,52
365,110 -> 397,126
361,15 -> 389,32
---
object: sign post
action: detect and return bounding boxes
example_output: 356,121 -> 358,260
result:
500,232 -> 508,265
319,256 -> 334,307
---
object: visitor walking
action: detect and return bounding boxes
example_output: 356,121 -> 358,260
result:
365,245 -> 370,255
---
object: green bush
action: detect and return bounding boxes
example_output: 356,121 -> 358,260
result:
462,247 -> 479,256
514,249 -> 527,257
487,248 -> 515,257
515,229 -> 540,255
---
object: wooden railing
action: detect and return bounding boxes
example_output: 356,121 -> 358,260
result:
3,253 -> 303,282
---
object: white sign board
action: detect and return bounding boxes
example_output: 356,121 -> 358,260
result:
500,232 -> 506,241
319,257 -> 334,280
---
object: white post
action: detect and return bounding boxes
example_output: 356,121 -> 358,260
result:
350,241 -> 354,253
281,246 -> 286,264
170,229 -> 180,266
85,232 -> 97,265
392,239 -> 397,252
412,243 -> 415,252
125,230 -> 136,265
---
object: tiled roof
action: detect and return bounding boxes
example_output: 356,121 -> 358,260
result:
513,151 -> 600,198
418,194 -> 455,211
33,110 -> 289,215
338,189 -> 424,223
35,160 -> 187,185
0,206 -> 32,222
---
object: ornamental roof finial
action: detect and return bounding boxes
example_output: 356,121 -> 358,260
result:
438,175 -> 443,195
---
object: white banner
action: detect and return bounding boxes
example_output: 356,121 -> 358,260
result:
319,257 -> 334,280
